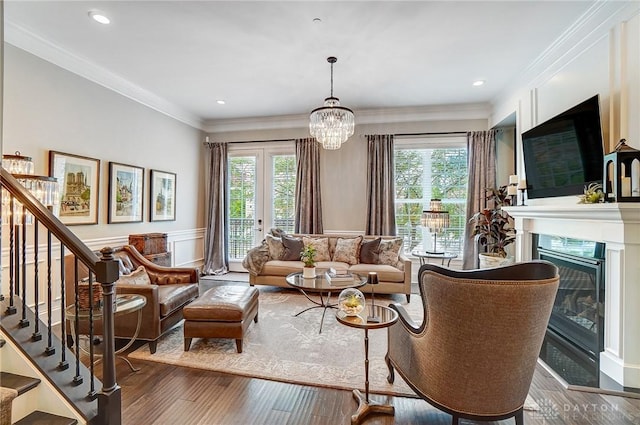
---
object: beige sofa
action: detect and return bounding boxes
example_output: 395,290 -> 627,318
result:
244,233 -> 412,302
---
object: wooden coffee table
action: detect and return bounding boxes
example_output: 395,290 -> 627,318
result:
285,271 -> 366,333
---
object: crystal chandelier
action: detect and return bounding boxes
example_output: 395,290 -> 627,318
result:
309,56 -> 355,150
2,152 -> 59,225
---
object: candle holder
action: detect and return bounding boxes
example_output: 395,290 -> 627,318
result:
366,272 -> 380,323
517,180 -> 527,206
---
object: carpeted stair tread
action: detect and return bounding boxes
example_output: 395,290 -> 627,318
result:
14,411 -> 77,425
0,372 -> 40,396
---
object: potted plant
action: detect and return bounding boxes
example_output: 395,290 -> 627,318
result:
469,185 -> 516,268
300,245 -> 317,278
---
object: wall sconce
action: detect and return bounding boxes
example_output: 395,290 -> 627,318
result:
421,199 -> 449,254
603,139 -> 640,202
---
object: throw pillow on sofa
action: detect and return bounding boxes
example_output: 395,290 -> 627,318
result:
332,236 -> 363,265
360,237 -> 382,264
117,266 -> 151,285
302,236 -> 331,262
378,238 -> 403,266
281,235 -> 304,261
265,234 -> 284,260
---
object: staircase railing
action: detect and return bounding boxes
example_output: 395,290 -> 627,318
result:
1,167 -> 121,425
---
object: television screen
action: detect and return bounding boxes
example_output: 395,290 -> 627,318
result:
522,95 -> 604,199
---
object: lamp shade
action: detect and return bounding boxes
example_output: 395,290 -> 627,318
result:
421,199 -> 450,232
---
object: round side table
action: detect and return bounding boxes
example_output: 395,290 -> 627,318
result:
336,304 -> 398,424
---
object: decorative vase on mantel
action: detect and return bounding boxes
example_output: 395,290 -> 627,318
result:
302,266 -> 316,279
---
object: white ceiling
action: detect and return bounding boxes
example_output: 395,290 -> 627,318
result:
4,1 -> 599,129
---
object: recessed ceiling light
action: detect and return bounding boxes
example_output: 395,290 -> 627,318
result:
472,80 -> 485,87
313,17 -> 322,24
216,100 -> 226,105
88,11 -> 110,25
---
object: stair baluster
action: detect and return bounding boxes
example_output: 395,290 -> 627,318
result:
45,228 -> 56,356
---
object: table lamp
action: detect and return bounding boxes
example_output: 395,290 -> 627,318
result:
421,199 -> 449,254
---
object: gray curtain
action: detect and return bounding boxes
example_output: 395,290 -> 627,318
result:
462,130 -> 497,269
365,134 -> 396,235
294,138 -> 323,234
202,141 -> 229,275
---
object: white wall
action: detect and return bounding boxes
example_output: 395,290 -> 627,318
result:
2,44 -> 205,267
491,1 -> 640,202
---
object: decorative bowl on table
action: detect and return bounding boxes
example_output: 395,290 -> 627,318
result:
338,288 -> 365,316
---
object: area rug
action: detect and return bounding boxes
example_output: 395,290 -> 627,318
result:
129,287 -> 539,409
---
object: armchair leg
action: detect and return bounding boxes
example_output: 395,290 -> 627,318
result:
451,414 -> 460,425
184,338 -> 192,352
385,354 -> 395,383
406,294 -> 411,303
149,340 -> 158,354
514,407 -> 524,425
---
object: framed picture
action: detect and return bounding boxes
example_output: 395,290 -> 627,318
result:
48,151 -> 100,225
150,169 -> 177,222
108,162 -> 144,223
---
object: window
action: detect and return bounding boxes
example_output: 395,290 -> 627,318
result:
394,136 -> 468,255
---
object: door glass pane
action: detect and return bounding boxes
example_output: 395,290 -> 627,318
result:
228,156 -> 256,260
271,154 -> 296,233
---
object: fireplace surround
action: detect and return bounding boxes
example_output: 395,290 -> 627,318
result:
504,202 -> 640,390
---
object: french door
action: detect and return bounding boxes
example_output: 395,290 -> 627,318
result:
227,143 -> 296,271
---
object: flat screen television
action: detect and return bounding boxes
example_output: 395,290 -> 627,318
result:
522,95 -> 605,200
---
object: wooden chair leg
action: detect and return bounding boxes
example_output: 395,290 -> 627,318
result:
385,354 -> 395,383
514,407 -> 524,425
149,340 -> 158,354
450,414 -> 460,425
406,294 -> 411,303
184,338 -> 192,352
235,339 -> 243,353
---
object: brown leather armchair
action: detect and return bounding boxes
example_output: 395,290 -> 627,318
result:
65,245 -> 199,354
386,262 -> 559,425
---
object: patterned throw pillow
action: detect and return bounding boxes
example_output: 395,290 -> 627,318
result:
117,266 -> 151,285
281,235 -> 304,261
360,238 -> 381,264
265,234 -> 284,260
332,236 -> 363,265
302,236 -> 331,262
378,238 -> 403,266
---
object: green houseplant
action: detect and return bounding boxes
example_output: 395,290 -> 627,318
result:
300,245 -> 317,278
470,186 -> 516,266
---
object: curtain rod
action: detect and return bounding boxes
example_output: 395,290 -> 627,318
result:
204,138 -> 296,145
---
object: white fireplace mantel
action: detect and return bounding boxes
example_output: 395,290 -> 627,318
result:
503,203 -> 640,388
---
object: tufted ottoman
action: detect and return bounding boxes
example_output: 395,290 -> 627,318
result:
183,286 -> 259,353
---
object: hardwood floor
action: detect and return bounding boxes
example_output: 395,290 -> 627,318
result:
110,352 -> 640,425
106,277 -> 640,424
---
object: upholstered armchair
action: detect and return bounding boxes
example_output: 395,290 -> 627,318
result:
65,245 -> 200,354
386,262 -> 559,425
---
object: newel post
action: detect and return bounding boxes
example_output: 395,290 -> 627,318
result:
95,247 -> 121,425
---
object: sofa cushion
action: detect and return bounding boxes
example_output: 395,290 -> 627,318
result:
117,266 -> 151,285
348,264 -> 405,283
360,238 -> 381,264
262,260 -> 305,276
265,234 -> 284,260
332,236 -> 363,265
378,238 -> 403,266
158,283 -> 199,317
303,236 -> 331,261
281,235 -> 304,261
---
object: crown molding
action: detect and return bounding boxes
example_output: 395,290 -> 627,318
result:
493,0 -> 640,106
204,103 -> 491,133
5,21 -> 204,130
